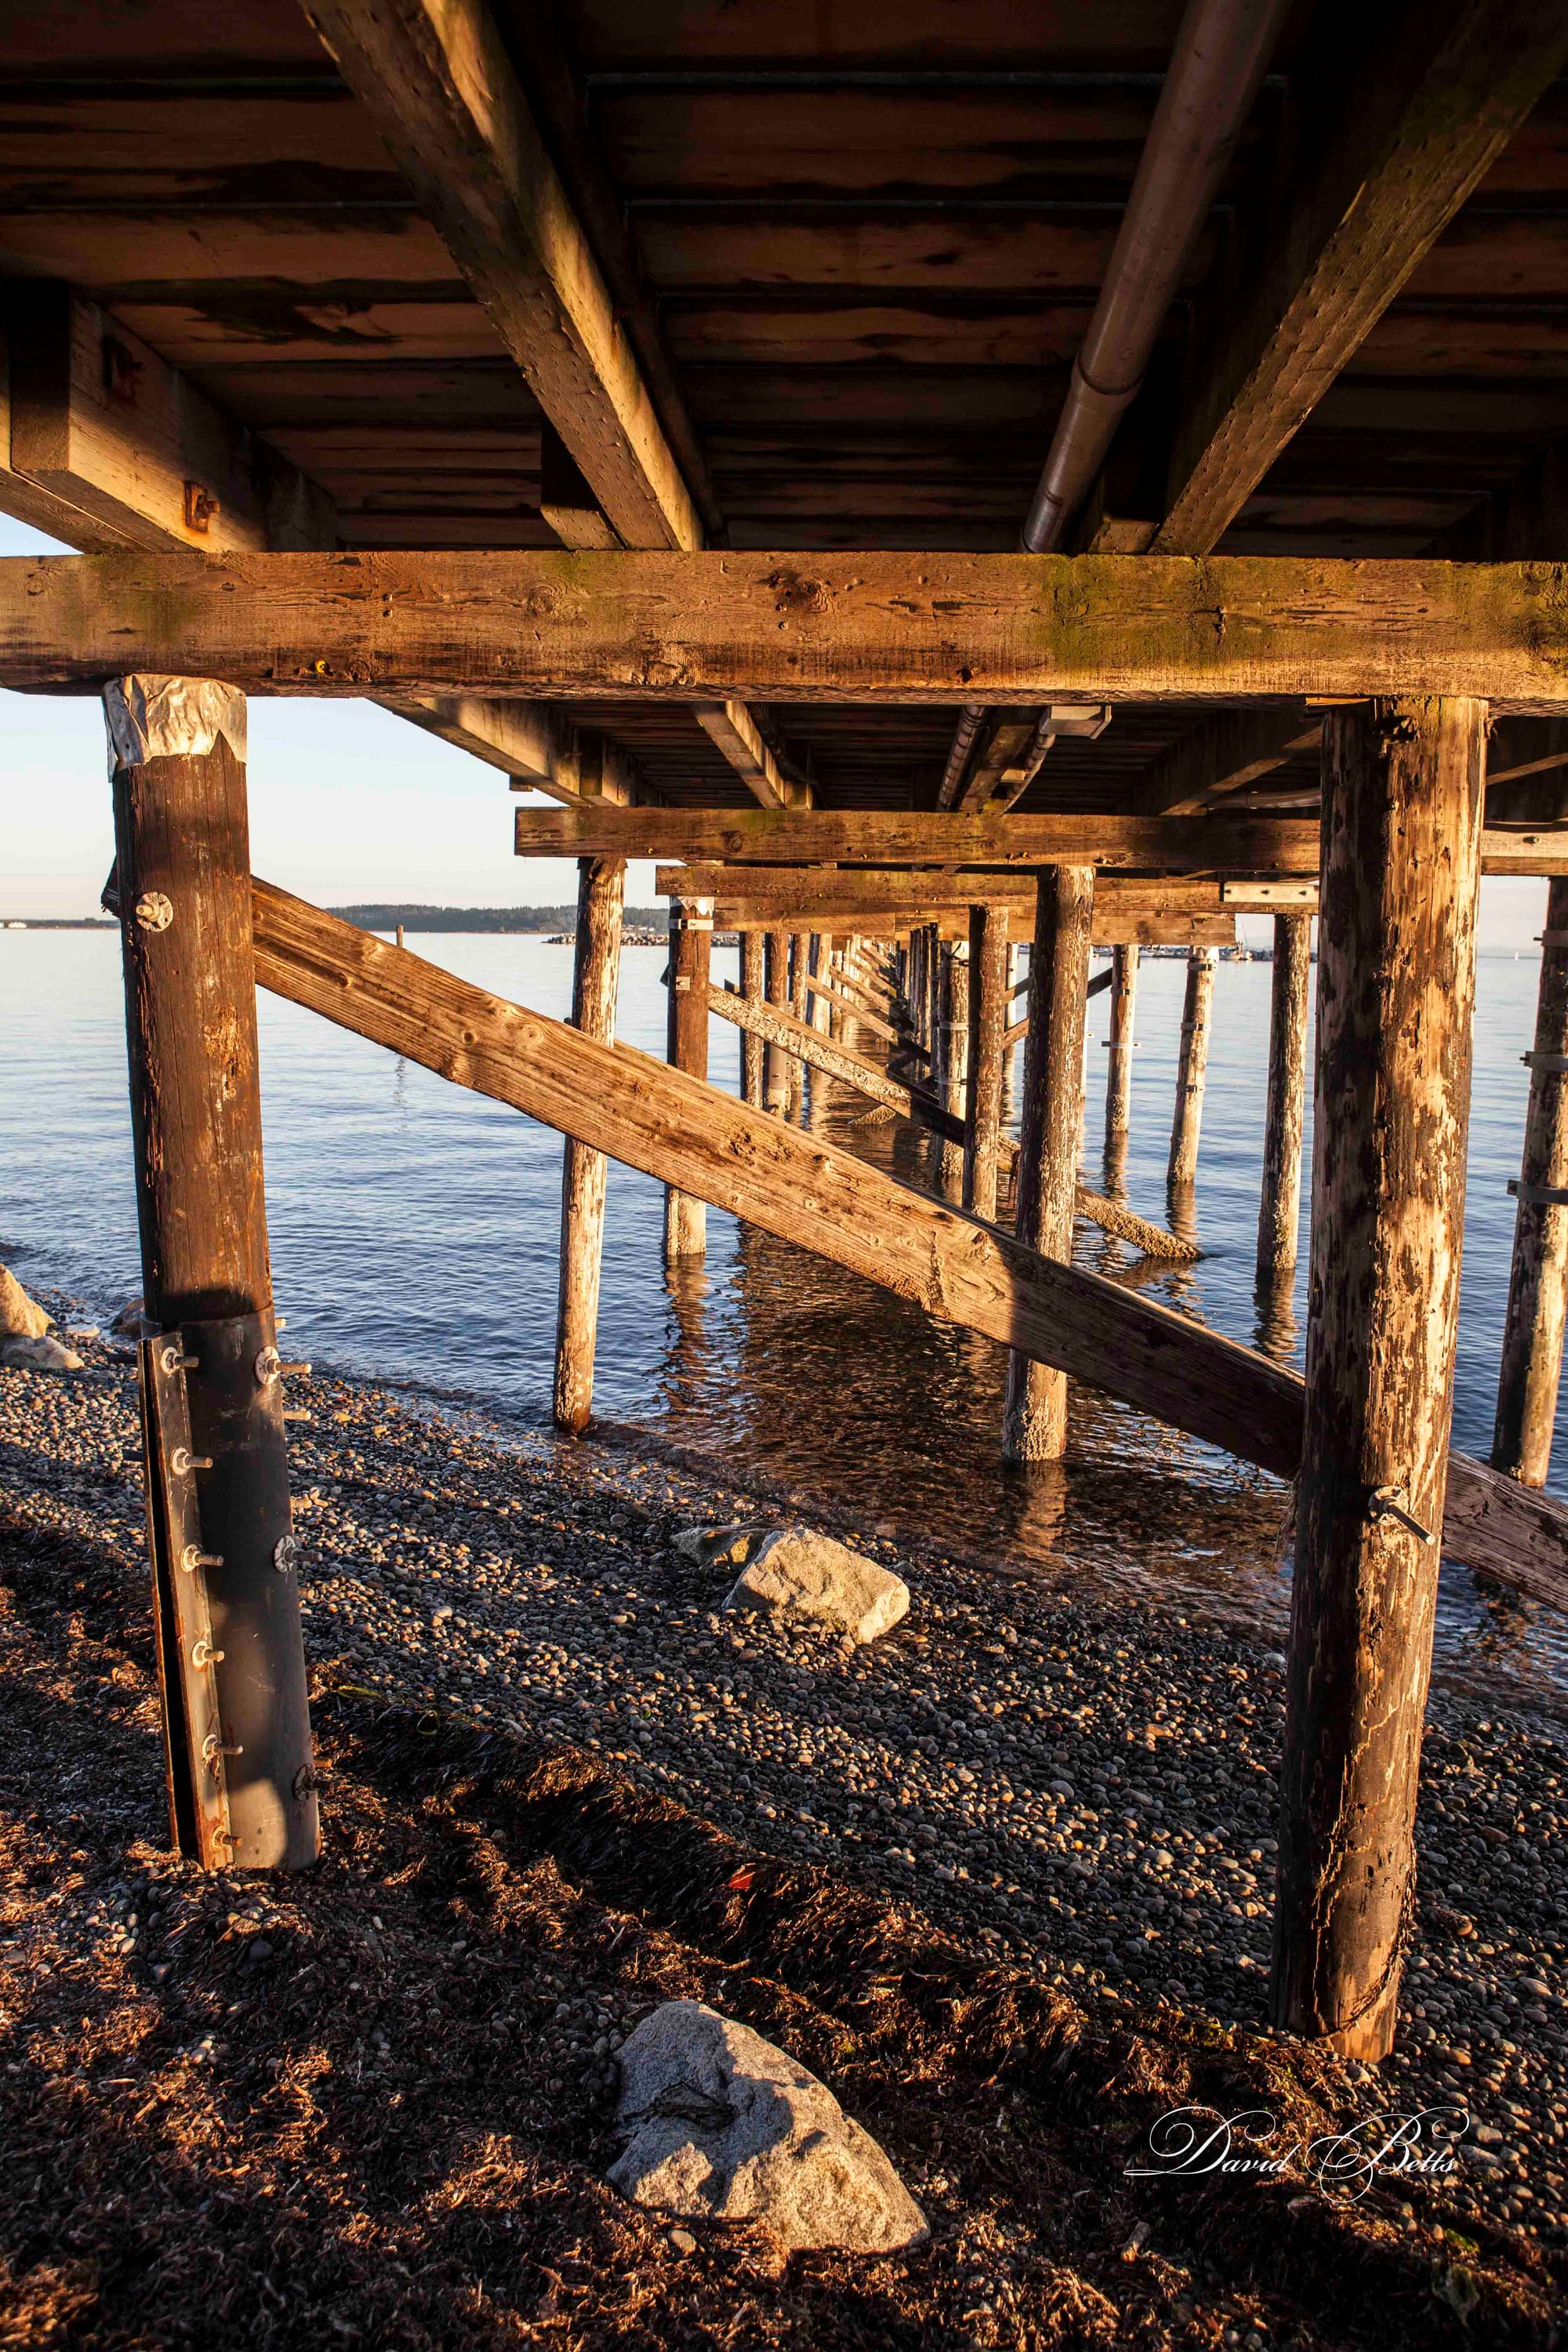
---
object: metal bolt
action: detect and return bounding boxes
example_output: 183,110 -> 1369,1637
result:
170,1447 -> 212,1475
179,1544 -> 223,1573
158,1343 -> 198,1376
191,1639 -> 224,1669
1369,1487 -> 1436,1547
254,1345 -> 281,1385
201,1732 -> 243,1769
273,1534 -> 299,1576
133,891 -> 174,933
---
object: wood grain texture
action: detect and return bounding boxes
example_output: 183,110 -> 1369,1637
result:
1493,873 -> 1568,1484
1272,697 -> 1486,2058
1167,947 -> 1215,1188
739,929 -> 764,1105
301,0 -> 700,554
113,735 -> 271,1324
1156,0 -> 1568,557
664,899 -> 711,1258
1004,868 -> 1094,1461
964,904 -> 1008,1222
1256,911 -> 1312,1276
245,873 -> 1567,1605
554,856 -> 624,1433
10,550 -> 1568,713
1105,945 -> 1138,1144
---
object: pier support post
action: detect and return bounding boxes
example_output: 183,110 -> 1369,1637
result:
786,933 -> 808,1118
1494,875 -> 1568,1484
1105,944 -> 1139,1143
554,855 -> 625,1432
1004,866 -> 1094,1461
1272,696 -> 1485,2060
739,930 -> 764,1105
764,927 -> 790,1110
938,940 -> 970,1196
965,904 -> 1009,1220
1167,946 -> 1216,1187
664,895 -> 712,1258
1257,911 -> 1313,1279
811,933 -> 833,1034
105,673 -> 318,1873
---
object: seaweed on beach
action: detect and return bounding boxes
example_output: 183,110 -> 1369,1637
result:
0,1502 -> 1563,2349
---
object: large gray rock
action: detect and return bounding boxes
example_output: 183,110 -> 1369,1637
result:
0,1333 -> 84,1374
607,2001 -> 926,2253
0,1265 -> 50,1341
723,1526 -> 909,1646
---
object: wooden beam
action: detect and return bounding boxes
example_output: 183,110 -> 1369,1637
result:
1155,0 -> 1568,557
538,420 -> 619,554
303,0 -> 698,554
0,289 -> 647,806
721,905 -> 1238,948
691,699 -> 808,811
1132,709 -> 1324,818
13,550 -> 1568,714
661,866 -> 1313,917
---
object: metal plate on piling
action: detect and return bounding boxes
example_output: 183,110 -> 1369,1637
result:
138,1334 -> 234,1868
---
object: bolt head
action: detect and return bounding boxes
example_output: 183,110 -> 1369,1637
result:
133,891 -> 174,933
273,1534 -> 299,1576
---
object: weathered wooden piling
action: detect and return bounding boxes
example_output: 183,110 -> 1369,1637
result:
105,673 -> 317,1873
811,932 -> 833,1034
1105,943 -> 1139,1141
1167,945 -> 1215,1186
938,940 -> 970,1196
787,931 -> 808,1116
965,904 -> 1010,1219
1494,873 -> 1568,1484
1004,867 -> 1095,1461
554,855 -> 625,1433
739,928 -> 764,1104
1257,910 -> 1312,1276
764,926 -> 790,1110
1272,697 -> 1485,2059
664,895 -> 712,1257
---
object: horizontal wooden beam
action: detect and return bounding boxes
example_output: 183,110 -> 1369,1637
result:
532,807 -> 1567,877
692,699 -> 808,810
247,877 -> 1566,1609
9,550 -> 1568,713
1131,709 -> 1323,818
671,864 -> 1302,920
720,905 -> 1237,946
1154,0 -> 1568,557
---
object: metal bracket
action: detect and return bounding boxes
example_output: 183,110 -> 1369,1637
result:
1509,1177 -> 1568,1208
137,1334 -> 235,1866
1522,1051 -> 1568,1074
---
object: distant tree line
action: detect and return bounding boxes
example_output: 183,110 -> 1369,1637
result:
330,904 -> 667,933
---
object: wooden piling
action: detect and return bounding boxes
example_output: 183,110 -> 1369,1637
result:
739,929 -> 765,1104
811,932 -> 833,1034
938,941 -> 970,1196
554,855 -> 625,1433
106,675 -> 317,1873
1272,696 -> 1485,2060
964,904 -> 1009,1220
1004,867 -> 1095,1461
1494,874 -> 1568,1484
1105,943 -> 1139,1141
786,932 -> 808,1116
1257,910 -> 1312,1276
763,927 -> 790,1109
1167,946 -> 1216,1186
664,895 -> 712,1258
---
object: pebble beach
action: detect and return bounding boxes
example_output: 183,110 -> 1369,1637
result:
4,1310 -> 1566,2251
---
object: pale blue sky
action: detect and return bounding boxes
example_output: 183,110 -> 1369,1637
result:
0,513 -> 1546,949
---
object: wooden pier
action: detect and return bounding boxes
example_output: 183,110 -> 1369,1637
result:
8,0 -> 1568,2068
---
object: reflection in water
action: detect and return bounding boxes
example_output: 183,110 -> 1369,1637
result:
1102,1127 -> 1130,1198
1254,1265 -> 1300,1363
659,1257 -> 713,1421
1166,1178 -> 1200,1254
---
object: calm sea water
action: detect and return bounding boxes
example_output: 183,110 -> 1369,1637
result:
3,929 -> 1564,1701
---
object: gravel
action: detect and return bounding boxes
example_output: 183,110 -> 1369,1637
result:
5,1328 -> 1566,2245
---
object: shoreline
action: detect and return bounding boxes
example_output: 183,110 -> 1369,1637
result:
2,1326 -> 1566,2249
